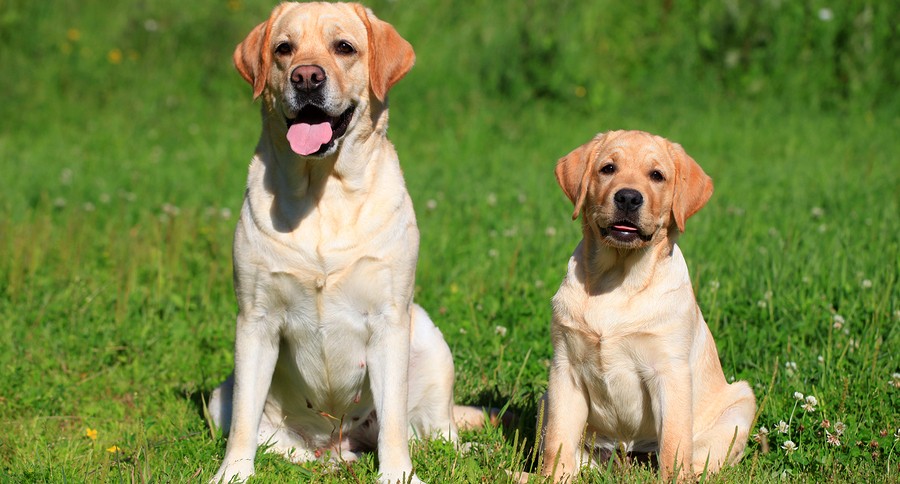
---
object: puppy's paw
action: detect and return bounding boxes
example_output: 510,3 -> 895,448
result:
378,469 -> 424,484
210,460 -> 254,483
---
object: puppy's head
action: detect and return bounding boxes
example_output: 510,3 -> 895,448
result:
556,130 -> 713,249
233,2 -> 415,157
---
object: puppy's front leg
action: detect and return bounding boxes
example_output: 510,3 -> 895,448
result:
212,315 -> 280,483
542,357 -> 590,482
651,366 -> 694,481
368,305 -> 417,484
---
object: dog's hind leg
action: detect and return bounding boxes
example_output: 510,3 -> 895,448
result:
692,381 -> 756,474
406,304 -> 459,441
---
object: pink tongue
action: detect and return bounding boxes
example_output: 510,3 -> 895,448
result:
287,122 -> 333,156
613,225 -> 637,232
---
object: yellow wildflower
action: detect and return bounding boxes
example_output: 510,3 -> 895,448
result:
67,28 -> 81,42
108,49 -> 122,64
84,427 -> 98,440
106,445 -> 120,453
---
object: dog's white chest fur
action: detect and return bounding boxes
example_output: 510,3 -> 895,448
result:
232,159 -> 418,430
552,243 -> 695,450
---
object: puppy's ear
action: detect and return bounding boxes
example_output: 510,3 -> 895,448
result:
352,4 -> 415,102
668,142 -> 713,232
233,19 -> 272,99
555,143 -> 594,220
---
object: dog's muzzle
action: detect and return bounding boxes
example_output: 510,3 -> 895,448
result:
285,104 -> 355,157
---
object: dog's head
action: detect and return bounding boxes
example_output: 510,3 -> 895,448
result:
556,130 -> 713,249
233,2 -> 415,157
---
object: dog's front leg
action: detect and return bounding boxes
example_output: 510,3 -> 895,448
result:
368,305 -> 418,484
542,356 -> 590,482
652,366 -> 694,481
212,315 -> 280,483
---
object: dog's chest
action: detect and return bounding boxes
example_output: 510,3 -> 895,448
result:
556,287 -> 681,442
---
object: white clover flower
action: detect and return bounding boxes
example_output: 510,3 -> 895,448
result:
220,208 -> 232,220
777,420 -> 789,434
833,314 -> 845,330
162,203 -> 181,217
818,224 -> 828,233
544,226 -> 557,237
60,168 -> 74,186
785,362 -> 798,375
890,372 -> 900,389
83,202 -> 96,212
818,8 -> 833,21
53,197 -> 67,208
793,391 -> 804,401
764,290 -> 773,300
494,325 -> 507,337
834,421 -> 847,435
488,249 -> 499,258
826,431 -> 841,447
810,206 -> 825,218
99,193 -> 111,204
709,280 -> 720,291
817,355 -> 824,364
781,440 -> 797,454
486,193 -> 497,206
534,280 -> 544,289
861,279 -> 872,289
805,395 -> 818,406
757,300 -> 767,309
425,199 -> 437,210
752,426 -> 769,442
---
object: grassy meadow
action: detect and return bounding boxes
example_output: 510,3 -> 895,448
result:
1,0 -> 898,482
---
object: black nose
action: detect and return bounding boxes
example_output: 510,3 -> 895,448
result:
291,65 -> 326,92
614,188 -> 644,212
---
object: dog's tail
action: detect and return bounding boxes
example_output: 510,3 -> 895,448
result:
453,405 -> 514,430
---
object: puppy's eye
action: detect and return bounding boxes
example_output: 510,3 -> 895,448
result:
650,170 -> 665,182
599,163 -> 616,175
334,40 -> 356,55
275,42 -> 292,56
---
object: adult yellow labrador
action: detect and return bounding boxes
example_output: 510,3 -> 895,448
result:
540,131 -> 756,481
209,3 -> 481,482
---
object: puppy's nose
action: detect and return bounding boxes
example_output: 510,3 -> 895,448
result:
614,188 -> 644,212
291,65 -> 327,92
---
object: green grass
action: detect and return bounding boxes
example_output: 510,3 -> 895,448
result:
1,0 -> 898,482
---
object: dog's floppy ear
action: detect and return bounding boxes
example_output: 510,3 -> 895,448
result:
352,4 -> 415,102
555,142 -> 595,221
668,141 -> 713,232
556,131 -> 624,220
234,4 -> 289,99
234,19 -> 272,99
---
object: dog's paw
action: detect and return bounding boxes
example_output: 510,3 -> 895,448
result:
378,469 -> 424,484
210,460 -> 254,483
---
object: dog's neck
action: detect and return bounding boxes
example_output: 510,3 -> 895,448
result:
580,223 -> 680,296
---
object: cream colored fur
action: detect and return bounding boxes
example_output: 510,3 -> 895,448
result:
539,131 -> 756,481
208,3 -> 484,483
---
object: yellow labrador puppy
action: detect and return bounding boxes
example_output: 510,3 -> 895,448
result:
540,131 -> 756,481
209,3 -> 482,482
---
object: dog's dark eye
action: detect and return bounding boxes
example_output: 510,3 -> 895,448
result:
275,42 -> 293,56
650,170 -> 665,182
600,163 -> 616,175
334,40 -> 356,55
